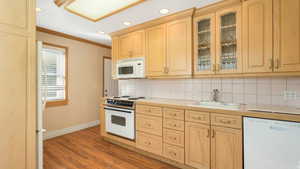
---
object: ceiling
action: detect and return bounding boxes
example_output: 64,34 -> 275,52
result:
37,0 -> 222,46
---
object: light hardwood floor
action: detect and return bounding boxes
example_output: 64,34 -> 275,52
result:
44,126 -> 179,169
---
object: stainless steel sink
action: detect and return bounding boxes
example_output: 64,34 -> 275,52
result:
189,101 -> 241,110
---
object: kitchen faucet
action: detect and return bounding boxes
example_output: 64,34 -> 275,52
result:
212,89 -> 220,102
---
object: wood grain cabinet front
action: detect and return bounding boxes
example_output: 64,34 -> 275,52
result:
273,0 -> 300,72
211,126 -> 242,169
136,114 -> 163,136
185,110 -> 210,124
164,108 -> 185,121
242,0 -> 273,73
163,143 -> 185,164
185,122 -> 211,169
136,131 -> 163,156
211,113 -> 242,129
163,129 -> 185,147
136,105 -> 163,117
164,119 -> 185,131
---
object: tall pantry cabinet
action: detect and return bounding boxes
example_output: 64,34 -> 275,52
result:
0,0 -> 36,169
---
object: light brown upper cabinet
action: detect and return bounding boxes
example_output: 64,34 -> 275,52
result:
185,122 -> 210,169
194,13 -> 216,75
211,126 -> 242,169
111,37 -> 119,78
145,24 -> 167,76
216,6 -> 242,74
273,0 -> 300,72
119,30 -> 145,60
243,0 -> 273,73
166,18 -> 192,76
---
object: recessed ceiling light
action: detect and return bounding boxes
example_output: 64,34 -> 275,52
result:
36,8 -> 42,12
160,9 -> 169,14
123,21 -> 131,26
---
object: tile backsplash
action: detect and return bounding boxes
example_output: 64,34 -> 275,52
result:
118,77 -> 300,108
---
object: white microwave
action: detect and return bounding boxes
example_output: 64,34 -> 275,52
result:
116,57 -> 145,79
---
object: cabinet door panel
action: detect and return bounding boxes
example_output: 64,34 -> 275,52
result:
0,32 -> 27,169
243,0 -> 273,73
211,126 -> 242,169
146,24 -> 166,76
111,37 -> 119,78
119,34 -> 132,60
194,13 -> 216,75
131,30 -> 145,58
166,18 -> 192,76
274,0 -> 300,72
0,0 -> 27,28
185,122 -> 210,169
216,6 -> 242,74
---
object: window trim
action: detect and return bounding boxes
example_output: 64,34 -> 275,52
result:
43,42 -> 69,107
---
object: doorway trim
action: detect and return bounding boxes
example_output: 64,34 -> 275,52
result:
103,56 -> 112,97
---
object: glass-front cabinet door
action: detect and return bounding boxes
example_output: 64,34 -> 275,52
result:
216,6 -> 242,74
194,14 -> 216,75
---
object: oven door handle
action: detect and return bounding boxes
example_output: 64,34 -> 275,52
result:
104,106 -> 133,114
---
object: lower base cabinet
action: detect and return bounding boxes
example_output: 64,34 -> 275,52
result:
163,143 -> 185,163
211,126 -> 242,169
136,131 -> 163,156
185,122 -> 211,169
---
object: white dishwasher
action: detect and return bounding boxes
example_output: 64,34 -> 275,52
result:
244,117 -> 300,169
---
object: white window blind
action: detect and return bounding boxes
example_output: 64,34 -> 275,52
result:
42,47 -> 66,101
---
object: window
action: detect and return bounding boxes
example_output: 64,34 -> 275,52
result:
42,43 -> 68,107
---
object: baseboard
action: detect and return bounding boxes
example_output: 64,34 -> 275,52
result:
44,120 -> 100,140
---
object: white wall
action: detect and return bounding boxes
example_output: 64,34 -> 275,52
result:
118,77 -> 300,108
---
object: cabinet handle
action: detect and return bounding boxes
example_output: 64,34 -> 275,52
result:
275,59 -> 280,69
169,151 -> 177,156
207,129 -> 210,138
166,67 -> 169,73
219,119 -> 231,124
211,129 -> 216,138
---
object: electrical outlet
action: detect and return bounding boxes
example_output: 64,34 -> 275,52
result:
284,91 -> 297,100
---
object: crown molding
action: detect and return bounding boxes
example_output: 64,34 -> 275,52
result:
36,26 -> 111,49
110,7 -> 195,37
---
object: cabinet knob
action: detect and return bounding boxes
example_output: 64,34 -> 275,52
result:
275,59 -> 280,69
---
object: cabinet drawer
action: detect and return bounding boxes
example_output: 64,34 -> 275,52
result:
185,110 -> 210,124
164,108 -> 184,120
136,105 -> 162,117
163,143 -> 185,164
164,119 -> 184,131
211,113 -> 242,129
136,114 -> 162,136
137,131 -> 162,155
163,129 -> 184,147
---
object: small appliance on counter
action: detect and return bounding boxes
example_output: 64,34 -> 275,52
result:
104,96 -> 145,140
116,57 -> 145,79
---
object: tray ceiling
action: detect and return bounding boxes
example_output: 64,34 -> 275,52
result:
37,0 -> 222,46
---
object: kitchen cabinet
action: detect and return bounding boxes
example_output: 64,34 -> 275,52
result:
119,30 -> 145,60
243,0 -> 273,73
185,122 -> 211,169
111,37 -> 119,78
211,126 -> 242,169
216,6 -> 242,74
273,0 -> 300,72
145,24 -> 166,76
166,18 -> 192,76
194,13 -> 216,75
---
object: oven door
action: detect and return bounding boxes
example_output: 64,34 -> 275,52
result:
104,106 -> 135,140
